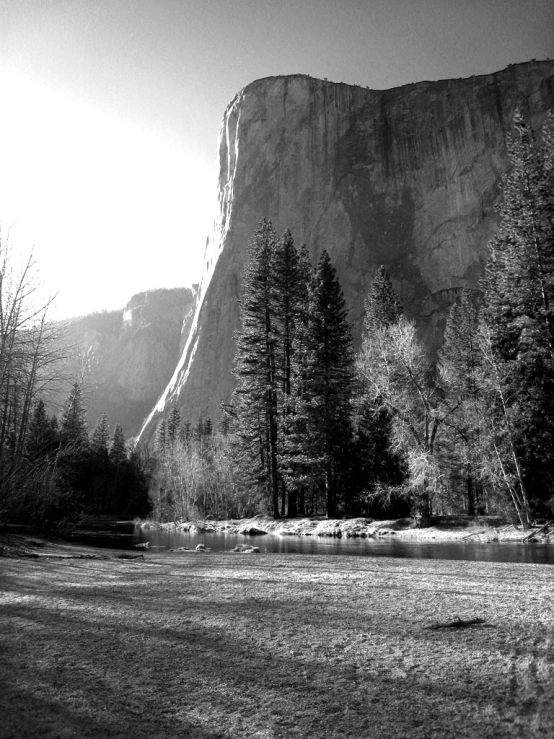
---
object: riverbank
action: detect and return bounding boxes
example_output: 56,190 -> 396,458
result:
139,514 -> 554,543
1,538 -> 553,738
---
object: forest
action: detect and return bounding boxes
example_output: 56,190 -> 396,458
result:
0,112 -> 552,530
151,112 -> 554,529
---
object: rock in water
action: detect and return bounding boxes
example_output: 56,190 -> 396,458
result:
238,526 -> 268,536
139,61 -> 554,441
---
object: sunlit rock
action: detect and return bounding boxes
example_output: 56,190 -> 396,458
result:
139,60 -> 554,441
50,287 -> 196,436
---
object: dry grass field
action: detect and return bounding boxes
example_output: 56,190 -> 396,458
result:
1,537 -> 553,738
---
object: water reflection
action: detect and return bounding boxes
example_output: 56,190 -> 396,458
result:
134,529 -> 554,565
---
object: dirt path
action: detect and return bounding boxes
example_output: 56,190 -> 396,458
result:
1,541 -> 553,738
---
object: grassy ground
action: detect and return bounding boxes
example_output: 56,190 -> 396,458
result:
1,537 -> 553,738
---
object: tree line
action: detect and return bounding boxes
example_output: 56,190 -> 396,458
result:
150,112 -> 553,528
3,111 -> 551,529
223,111 -> 554,527
0,235 -> 151,528
1,378 -> 150,526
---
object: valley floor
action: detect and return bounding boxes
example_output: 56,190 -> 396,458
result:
1,537 -> 553,738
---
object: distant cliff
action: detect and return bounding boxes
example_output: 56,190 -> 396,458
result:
50,287 -> 196,437
138,60 -> 554,443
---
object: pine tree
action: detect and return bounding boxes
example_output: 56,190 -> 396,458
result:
364,266 -> 403,332
155,419 -> 168,458
481,112 -> 554,519
231,222 -> 313,516
231,219 -> 281,516
109,425 -> 127,466
167,406 -> 181,446
285,251 -> 355,518
26,399 -> 59,460
271,230 -> 310,515
60,382 -> 89,449
218,414 -> 230,437
90,414 -> 110,456
271,230 -> 308,398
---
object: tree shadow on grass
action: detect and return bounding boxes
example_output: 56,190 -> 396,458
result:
1,587 -> 540,738
2,555 -> 552,738
1,683 -> 226,739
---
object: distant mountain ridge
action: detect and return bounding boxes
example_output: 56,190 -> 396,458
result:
48,287 -> 196,437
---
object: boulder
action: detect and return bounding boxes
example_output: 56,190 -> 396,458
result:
232,545 -> 261,554
238,526 -> 268,536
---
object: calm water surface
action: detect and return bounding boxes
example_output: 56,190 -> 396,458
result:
133,528 -> 554,565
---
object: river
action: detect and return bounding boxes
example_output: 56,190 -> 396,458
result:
66,522 -> 554,565
131,528 -> 554,565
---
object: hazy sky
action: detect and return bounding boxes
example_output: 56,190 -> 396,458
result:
1,0 -> 553,318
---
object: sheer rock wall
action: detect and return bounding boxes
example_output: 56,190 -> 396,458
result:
139,60 -> 554,442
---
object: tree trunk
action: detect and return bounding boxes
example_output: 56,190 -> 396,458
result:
419,491 -> 432,528
466,471 -> 476,516
287,490 -> 297,518
298,486 -> 305,516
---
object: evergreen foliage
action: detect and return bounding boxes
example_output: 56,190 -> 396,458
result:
10,113 -> 554,529
109,424 -> 127,466
91,413 -> 110,455
60,383 -> 89,449
26,399 -> 60,461
167,406 -> 181,446
231,219 -> 282,516
283,251 -> 355,517
480,111 -> 554,520
271,230 -> 310,515
363,266 -> 403,332
155,419 -> 168,458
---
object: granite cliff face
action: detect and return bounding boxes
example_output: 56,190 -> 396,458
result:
139,60 -> 554,442
51,287 -> 196,437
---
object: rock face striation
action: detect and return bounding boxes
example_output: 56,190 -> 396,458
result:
51,287 -> 196,437
139,60 -> 554,443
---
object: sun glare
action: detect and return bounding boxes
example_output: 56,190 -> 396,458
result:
0,69 -> 212,319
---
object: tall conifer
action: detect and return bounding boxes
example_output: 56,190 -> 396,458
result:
167,406 -> 181,446
26,399 -> 59,460
60,383 -> 89,449
232,219 -> 281,515
285,251 -> 355,517
364,265 -> 403,332
271,229 -> 310,515
91,413 -> 110,456
109,424 -> 127,466
481,112 -> 554,517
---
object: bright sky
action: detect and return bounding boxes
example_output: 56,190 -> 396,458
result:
0,0 -> 553,319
